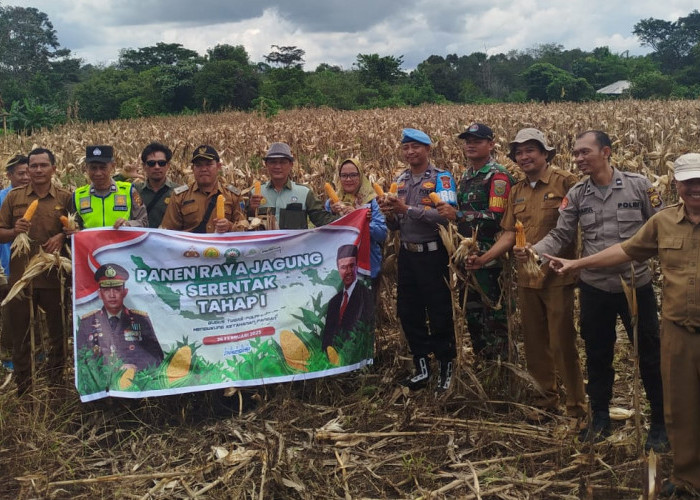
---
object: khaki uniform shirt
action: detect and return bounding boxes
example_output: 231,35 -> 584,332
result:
0,184 -> 72,287
621,203 -> 700,327
534,168 -> 662,292
135,179 -> 180,228
161,181 -> 245,233
501,166 -> 578,289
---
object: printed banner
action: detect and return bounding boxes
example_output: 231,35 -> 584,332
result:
72,210 -> 373,401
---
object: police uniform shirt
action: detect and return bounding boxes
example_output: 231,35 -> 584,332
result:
621,203 -> 700,326
135,179 -> 179,228
161,180 -> 245,232
0,184 -> 71,287
386,164 -> 451,243
72,181 -> 148,228
501,165 -> 578,289
534,167 -> 663,293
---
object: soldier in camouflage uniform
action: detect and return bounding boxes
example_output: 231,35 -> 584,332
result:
437,123 -> 514,360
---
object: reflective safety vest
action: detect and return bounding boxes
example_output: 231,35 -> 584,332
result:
75,181 -> 133,228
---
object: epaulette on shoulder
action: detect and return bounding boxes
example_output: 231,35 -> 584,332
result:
129,309 -> 149,317
621,171 -> 646,180
173,185 -> 189,195
661,202 -> 682,211
80,310 -> 100,320
226,184 -> 241,196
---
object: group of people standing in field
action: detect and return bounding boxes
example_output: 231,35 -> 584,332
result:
0,124 -> 698,496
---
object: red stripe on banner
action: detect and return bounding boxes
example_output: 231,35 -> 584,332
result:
202,327 -> 275,345
73,230 -> 148,300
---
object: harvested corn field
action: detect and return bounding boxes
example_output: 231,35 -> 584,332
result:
1,100 -> 699,499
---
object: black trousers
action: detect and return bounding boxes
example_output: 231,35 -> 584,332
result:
579,281 -> 664,423
397,245 -> 456,361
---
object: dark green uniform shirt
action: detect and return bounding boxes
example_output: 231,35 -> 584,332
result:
135,179 -> 180,228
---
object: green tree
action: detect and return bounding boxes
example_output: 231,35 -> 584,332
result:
73,68 -> 141,121
355,54 -> 405,87
520,63 -> 568,101
263,45 -> 305,69
193,60 -> 260,111
207,44 -> 249,64
629,71 -> 674,98
633,10 -> 700,71
118,42 -> 201,72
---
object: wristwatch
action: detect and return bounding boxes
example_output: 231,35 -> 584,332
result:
455,210 -> 464,222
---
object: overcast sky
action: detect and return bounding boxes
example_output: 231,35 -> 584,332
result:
8,0 -> 699,69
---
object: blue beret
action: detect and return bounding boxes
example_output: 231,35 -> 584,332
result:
401,128 -> 431,145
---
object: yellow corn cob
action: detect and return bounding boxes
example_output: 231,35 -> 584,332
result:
119,367 -> 135,390
389,182 -> 398,195
60,215 -> 70,228
253,180 -> 261,196
215,195 -> 225,219
429,192 -> 441,205
324,182 -> 339,204
373,183 -> 385,197
515,220 -> 526,248
167,345 -> 192,383
23,199 -> 39,221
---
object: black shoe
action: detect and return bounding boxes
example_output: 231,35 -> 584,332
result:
578,410 -> 611,443
435,360 -> 453,394
645,422 -> 670,453
658,481 -> 697,498
400,356 -> 430,390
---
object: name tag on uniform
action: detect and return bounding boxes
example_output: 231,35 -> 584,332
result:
79,196 -> 92,214
114,194 -> 128,211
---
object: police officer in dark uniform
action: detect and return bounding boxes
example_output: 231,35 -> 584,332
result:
378,128 -> 458,393
77,264 -> 163,371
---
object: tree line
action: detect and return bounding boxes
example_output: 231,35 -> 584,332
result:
0,6 -> 699,133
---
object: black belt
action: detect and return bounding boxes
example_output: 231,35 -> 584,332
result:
401,241 -> 439,252
674,321 -> 700,334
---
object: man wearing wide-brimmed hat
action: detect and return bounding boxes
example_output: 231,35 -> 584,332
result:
530,130 -> 667,450
247,142 -> 338,229
544,152 -> 700,497
468,128 -> 587,423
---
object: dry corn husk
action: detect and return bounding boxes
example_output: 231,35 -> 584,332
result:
1,249 -> 71,306
10,232 -> 31,259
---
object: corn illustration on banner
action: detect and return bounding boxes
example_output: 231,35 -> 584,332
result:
72,210 -> 372,402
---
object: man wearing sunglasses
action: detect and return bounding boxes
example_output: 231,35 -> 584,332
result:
135,142 -> 182,228
71,145 -> 148,229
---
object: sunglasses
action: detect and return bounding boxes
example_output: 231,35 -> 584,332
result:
145,160 -> 168,167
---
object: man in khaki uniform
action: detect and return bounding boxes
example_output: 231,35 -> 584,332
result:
545,153 -> 700,497
468,129 -> 586,418
0,147 -> 72,396
161,145 -> 245,233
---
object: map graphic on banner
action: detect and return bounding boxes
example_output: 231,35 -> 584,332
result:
72,210 -> 373,402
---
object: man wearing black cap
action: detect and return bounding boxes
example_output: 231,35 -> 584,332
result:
436,123 -> 515,361
247,142 -> 338,229
72,145 -> 148,229
161,145 -> 246,233
321,244 -> 374,357
77,263 -> 163,371
378,128 -> 457,393
0,147 -> 72,395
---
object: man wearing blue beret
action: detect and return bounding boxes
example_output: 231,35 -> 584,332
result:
378,128 -> 458,393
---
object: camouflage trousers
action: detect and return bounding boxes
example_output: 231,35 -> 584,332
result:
464,267 -> 509,360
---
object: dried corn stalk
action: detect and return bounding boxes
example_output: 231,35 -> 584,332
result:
2,249 -> 72,306
514,219 -> 543,280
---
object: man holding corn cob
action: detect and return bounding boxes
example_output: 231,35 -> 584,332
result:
436,123 -> 515,361
247,142 -> 338,229
378,128 -> 457,393
161,145 -> 246,233
544,153 -> 700,496
0,148 -> 72,396
467,128 -> 587,419
71,145 -> 148,229
532,130 -> 667,449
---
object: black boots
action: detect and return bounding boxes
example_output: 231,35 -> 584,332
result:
401,356 -> 430,390
435,360 -> 453,394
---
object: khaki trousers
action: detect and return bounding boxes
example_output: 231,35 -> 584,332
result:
519,285 -> 586,417
660,319 -> 700,489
